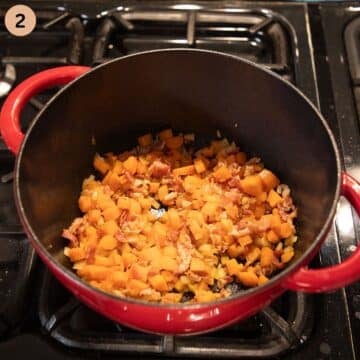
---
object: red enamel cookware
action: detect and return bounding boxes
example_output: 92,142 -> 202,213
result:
0,49 -> 360,335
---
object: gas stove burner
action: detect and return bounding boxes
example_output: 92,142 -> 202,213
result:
0,64 -> 15,98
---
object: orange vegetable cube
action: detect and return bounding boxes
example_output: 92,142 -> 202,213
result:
260,247 -> 274,267
281,247 -> 295,263
163,246 -> 177,258
194,158 -> 207,173
237,235 -> 253,247
267,189 -> 283,207
149,182 -> 160,193
279,223 -> 294,238
267,230 -> 280,244
236,271 -> 259,287
227,244 -> 243,258
100,220 -> 118,236
173,165 -> 195,177
159,256 -> 178,272
87,209 -> 102,224
158,185 -> 168,202
79,195 -> 92,212
103,206 -> 120,221
149,274 -> 168,292
213,166 -> 232,183
258,274 -> 269,285
140,246 -> 162,262
122,252 -> 138,268
99,235 -> 117,250
225,258 -> 243,276
259,169 -> 280,191
123,156 -> 138,175
110,271 -> 128,288
240,174 -> 263,197
67,247 -> 86,262
127,279 -> 149,296
93,154 -> 110,175
190,258 -> 209,275
78,265 -> 109,281
117,197 -> 130,209
129,264 -> 149,282
102,171 -> 123,191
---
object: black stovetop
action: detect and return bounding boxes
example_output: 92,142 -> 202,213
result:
0,2 -> 359,359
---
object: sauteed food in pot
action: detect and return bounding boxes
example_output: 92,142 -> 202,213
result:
63,130 -> 297,303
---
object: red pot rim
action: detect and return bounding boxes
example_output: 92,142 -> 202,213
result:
12,49 -> 342,309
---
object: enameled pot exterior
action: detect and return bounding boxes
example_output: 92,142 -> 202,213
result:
1,49 -> 360,334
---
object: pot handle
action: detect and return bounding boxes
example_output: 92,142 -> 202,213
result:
283,172 -> 360,292
0,66 -> 90,155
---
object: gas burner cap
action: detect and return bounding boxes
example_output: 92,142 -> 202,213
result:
0,64 -> 16,98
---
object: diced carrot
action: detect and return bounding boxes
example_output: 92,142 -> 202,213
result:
190,258 -> 209,275
267,189 -> 283,207
78,265 -> 110,281
79,195 -> 92,212
194,158 -> 207,173
159,256 -> 178,272
111,271 -> 128,288
258,274 -> 269,285
99,235 -> 117,250
93,154 -> 110,175
100,220 -> 118,236
127,279 -> 148,296
236,271 -> 259,287
281,247 -> 295,263
240,174 -> 263,197
87,209 -> 101,224
122,252 -> 138,268
149,182 -> 160,193
123,156 -> 138,175
279,223 -> 294,238
129,264 -> 149,282
140,246 -> 162,262
213,166 -> 232,183
173,165 -> 195,177
103,205 -> 120,221
260,247 -> 274,267
227,244 -> 243,258
259,169 -> 280,191
238,235 -> 253,247
149,274 -> 168,292
67,247 -> 86,262
267,229 -> 280,244
225,258 -> 243,276
158,185 -> 168,202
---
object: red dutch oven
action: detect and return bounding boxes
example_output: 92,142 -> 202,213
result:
0,49 -> 360,335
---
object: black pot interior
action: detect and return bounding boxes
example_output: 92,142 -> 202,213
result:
17,49 -> 339,274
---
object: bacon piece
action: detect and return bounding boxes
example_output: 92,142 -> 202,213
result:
62,229 -> 79,247
148,160 -> 170,178
177,232 -> 193,274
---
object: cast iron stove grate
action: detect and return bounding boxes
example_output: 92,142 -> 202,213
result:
0,3 -> 316,357
38,269 -> 314,358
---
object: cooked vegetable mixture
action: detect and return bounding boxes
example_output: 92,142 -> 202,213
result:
63,129 -> 297,303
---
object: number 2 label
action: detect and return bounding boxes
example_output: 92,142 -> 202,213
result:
5,5 -> 36,37
15,13 -> 26,29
